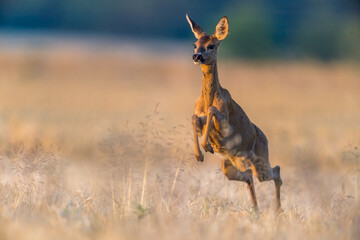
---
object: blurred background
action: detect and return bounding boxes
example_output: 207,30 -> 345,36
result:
0,0 -> 360,60
0,2 -> 360,239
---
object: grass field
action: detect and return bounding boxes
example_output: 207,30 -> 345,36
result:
0,37 -> 360,239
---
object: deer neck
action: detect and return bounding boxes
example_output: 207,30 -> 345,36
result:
201,63 -> 221,109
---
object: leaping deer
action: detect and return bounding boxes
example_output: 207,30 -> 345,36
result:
187,14 -> 282,211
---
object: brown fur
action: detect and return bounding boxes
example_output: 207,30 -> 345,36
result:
187,14 -> 282,211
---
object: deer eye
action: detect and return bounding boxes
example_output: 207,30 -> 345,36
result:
193,44 -> 197,49
208,44 -> 215,50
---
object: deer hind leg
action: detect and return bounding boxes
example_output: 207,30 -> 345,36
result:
221,158 -> 258,211
251,156 -> 282,211
272,165 -> 282,210
251,128 -> 282,211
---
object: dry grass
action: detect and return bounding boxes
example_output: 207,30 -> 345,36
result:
0,39 -> 360,239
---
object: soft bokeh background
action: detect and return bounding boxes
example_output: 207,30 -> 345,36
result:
1,0 -> 360,60
0,1 -> 360,240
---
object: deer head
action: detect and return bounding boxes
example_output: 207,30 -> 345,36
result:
186,14 -> 229,65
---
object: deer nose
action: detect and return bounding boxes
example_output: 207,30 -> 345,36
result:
192,53 -> 203,62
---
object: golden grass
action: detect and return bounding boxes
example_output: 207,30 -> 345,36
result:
0,44 -> 359,239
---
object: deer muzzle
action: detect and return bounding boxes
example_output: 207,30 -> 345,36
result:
192,53 -> 204,63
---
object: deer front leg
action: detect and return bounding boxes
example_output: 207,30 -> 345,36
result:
192,114 -> 204,162
201,106 -> 226,153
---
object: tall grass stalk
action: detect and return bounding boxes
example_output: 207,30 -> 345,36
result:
127,168 -> 132,213
169,157 -> 182,209
140,109 -> 155,206
140,156 -> 148,206
110,173 -> 116,218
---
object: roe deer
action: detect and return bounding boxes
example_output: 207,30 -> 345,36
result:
187,14 -> 282,211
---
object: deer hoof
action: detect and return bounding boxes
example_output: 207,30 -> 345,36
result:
196,153 -> 204,162
202,142 -> 214,154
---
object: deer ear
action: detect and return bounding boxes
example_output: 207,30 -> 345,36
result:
186,14 -> 205,39
214,16 -> 229,40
